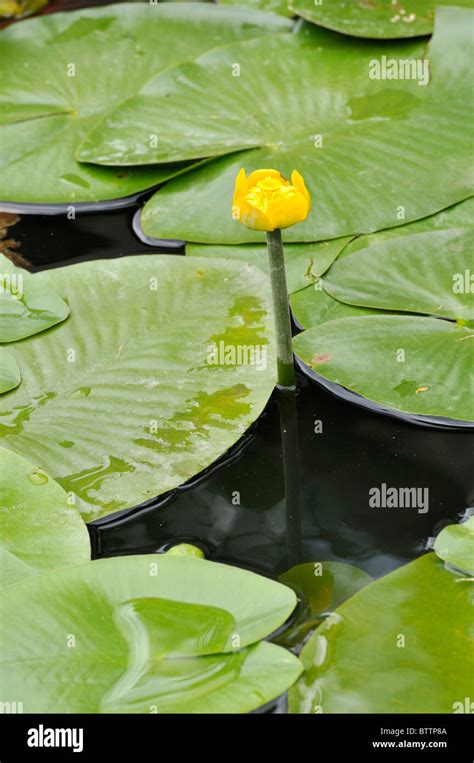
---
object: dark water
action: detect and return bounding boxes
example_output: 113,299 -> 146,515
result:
4,205 -> 473,581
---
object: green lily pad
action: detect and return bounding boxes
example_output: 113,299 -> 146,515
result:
187,237 -> 351,294
0,254 -> 276,520
0,258 -> 69,341
324,227 -> 474,320
434,517 -> 474,574
0,448 -> 90,589
289,0 -> 474,39
0,348 -> 21,394
289,553 -> 473,713
291,281 -> 376,329
278,561 -> 372,648
291,198 -> 474,328
0,4 -> 291,203
127,7 -> 474,243
0,554 -> 301,713
293,315 -> 474,421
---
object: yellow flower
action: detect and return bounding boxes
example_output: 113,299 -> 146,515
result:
232,168 -> 310,231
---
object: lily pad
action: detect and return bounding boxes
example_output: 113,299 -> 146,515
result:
0,348 -> 21,394
0,3 -> 291,203
0,254 -> 276,520
434,517 -> 474,574
220,0 -> 293,19
278,561 -> 372,648
0,257 -> 69,342
0,554 -> 302,713
324,227 -> 474,320
293,315 -> 474,421
291,198 -> 474,328
291,281 -> 376,329
289,553 -> 473,713
187,237 -> 351,294
126,7 -> 474,242
289,0 -> 474,39
0,448 -> 90,589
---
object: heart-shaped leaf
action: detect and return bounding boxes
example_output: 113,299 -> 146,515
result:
0,554 -> 301,713
289,0 -> 474,39
187,237 -> 351,294
0,257 -> 69,342
323,227 -> 474,320
293,315 -> 474,421
0,348 -> 21,394
434,518 -> 474,574
0,447 -> 90,589
289,553 -> 473,713
291,198 -> 474,328
0,254 -> 276,520
0,4 -> 291,203
114,7 -> 474,243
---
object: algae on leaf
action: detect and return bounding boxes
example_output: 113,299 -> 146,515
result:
0,254 -> 276,519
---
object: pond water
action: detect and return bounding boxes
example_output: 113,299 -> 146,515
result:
4,203 -> 473,581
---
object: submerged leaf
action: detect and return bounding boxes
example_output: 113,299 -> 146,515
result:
289,553 -> 473,713
434,517 -> 474,574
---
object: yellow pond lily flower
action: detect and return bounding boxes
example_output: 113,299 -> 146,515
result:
232,168 -> 310,231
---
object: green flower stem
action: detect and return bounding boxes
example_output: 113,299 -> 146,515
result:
266,229 -> 295,388
278,387 -> 301,567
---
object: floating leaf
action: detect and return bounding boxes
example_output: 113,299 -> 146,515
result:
293,315 -> 474,421
289,553 -> 473,713
220,0 -> 292,19
127,8 -> 474,243
289,0 -> 474,39
0,348 -> 20,394
0,554 -> 301,713
0,4 -> 291,203
434,517 -> 474,574
0,257 -> 69,342
0,254 -> 276,520
324,227 -> 474,320
278,561 -> 372,648
0,448 -> 90,589
291,282 -> 375,329
291,199 -> 474,328
187,237 -> 351,294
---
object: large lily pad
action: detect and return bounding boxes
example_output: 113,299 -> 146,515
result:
0,3 -> 291,203
291,198 -> 474,328
0,554 -> 301,713
119,7 -> 474,243
434,518 -> 474,574
0,254 -> 276,520
0,348 -> 21,394
293,315 -> 474,421
323,227 -> 474,320
289,0 -> 474,39
187,237 -> 351,294
0,448 -> 90,589
289,553 -> 473,713
0,256 -> 69,341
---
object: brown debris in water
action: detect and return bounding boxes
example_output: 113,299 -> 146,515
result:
0,213 -> 31,269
